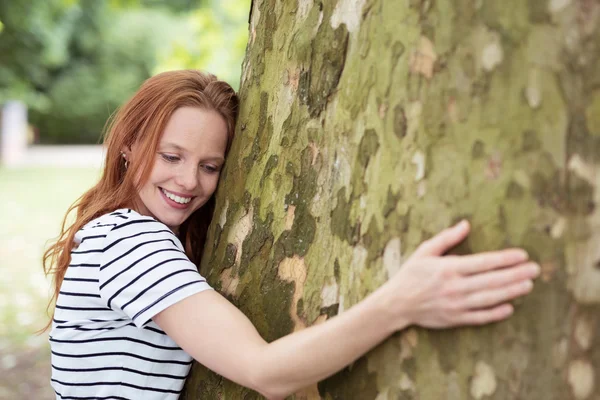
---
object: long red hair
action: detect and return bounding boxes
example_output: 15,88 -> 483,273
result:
42,70 -> 238,330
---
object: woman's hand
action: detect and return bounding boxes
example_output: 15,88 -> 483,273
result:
380,220 -> 540,331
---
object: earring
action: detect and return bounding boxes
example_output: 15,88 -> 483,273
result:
121,152 -> 129,170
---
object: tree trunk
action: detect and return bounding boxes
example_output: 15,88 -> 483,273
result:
182,1 -> 600,398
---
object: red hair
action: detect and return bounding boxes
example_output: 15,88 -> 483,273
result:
42,70 -> 238,330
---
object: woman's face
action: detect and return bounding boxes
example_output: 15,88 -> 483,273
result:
132,106 -> 228,232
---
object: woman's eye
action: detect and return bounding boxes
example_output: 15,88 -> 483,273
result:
203,165 -> 219,173
160,154 -> 180,163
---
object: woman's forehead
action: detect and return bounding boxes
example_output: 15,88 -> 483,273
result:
159,107 -> 228,156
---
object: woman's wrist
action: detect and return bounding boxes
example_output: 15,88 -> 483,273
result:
362,283 -> 412,335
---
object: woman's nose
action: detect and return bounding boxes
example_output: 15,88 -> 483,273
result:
175,165 -> 199,192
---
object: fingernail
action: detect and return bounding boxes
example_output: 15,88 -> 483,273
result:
532,263 -> 541,275
517,249 -> 529,260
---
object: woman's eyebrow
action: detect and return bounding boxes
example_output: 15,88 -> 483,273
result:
159,142 -> 186,152
204,156 -> 225,163
160,142 -> 224,162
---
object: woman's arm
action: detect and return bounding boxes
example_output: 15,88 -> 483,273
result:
153,220 -> 540,399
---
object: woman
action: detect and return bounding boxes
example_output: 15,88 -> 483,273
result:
44,70 -> 540,399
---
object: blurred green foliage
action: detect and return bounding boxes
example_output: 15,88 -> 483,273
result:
0,0 -> 250,144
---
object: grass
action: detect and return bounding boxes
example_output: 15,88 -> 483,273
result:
0,166 -> 100,399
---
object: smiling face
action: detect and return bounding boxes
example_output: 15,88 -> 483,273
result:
131,106 -> 228,232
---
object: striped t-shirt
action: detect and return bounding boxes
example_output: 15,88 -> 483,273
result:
50,209 -> 212,399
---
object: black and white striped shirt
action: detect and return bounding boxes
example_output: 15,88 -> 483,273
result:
50,209 -> 212,399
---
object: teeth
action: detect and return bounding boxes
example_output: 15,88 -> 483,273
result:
162,188 -> 192,204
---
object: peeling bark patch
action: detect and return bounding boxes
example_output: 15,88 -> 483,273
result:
567,232 -> 600,303
417,181 -> 427,198
330,0 -> 367,33
406,101 -> 422,137
293,385 -> 321,400
481,41 -> 503,71
541,261 -> 557,282
296,0 -> 313,22
575,315 -> 594,350
399,373 -> 416,391
550,217 -> 566,239
277,256 -> 308,331
553,338 -> 569,369
383,238 -> 402,278
409,36 -> 438,79
526,68 -> 542,108
470,361 -> 497,399
399,328 -> 418,362
218,199 -> 229,228
308,142 -> 319,165
549,0 -> 572,13
320,279 -> 339,308
219,269 -> 239,297
284,205 -> 296,230
568,359 -> 594,399
411,151 -> 426,182
227,205 -> 254,267
568,154 -> 596,184
484,152 -> 503,180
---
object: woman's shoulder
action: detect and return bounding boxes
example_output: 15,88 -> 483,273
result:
85,209 -> 163,229
76,209 -> 175,245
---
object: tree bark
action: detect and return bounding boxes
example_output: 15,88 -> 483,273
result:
183,0 -> 600,398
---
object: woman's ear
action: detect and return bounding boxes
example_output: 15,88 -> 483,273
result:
121,146 -> 132,161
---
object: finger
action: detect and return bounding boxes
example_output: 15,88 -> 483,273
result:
414,220 -> 470,257
457,304 -> 514,326
459,279 -> 533,310
450,248 -> 530,275
454,262 -> 540,294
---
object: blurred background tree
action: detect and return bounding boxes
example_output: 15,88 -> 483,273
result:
0,0 -> 250,144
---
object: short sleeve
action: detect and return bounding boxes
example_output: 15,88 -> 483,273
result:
98,217 -> 212,328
